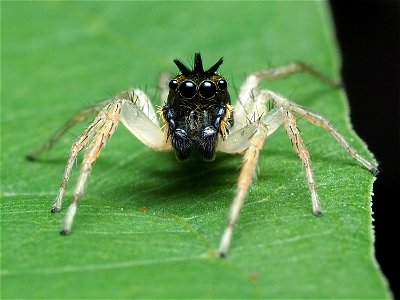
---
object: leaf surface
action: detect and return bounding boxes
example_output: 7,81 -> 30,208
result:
1,2 -> 390,298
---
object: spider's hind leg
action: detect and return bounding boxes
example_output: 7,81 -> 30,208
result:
26,100 -> 110,161
233,61 -> 341,129
280,106 -> 322,216
266,90 -> 379,174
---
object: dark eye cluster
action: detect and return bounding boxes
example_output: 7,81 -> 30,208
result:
169,78 -> 227,99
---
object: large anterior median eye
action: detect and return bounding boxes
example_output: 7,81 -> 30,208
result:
179,80 -> 197,99
199,80 -> 217,99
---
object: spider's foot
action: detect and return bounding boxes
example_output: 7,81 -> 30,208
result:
312,204 -> 323,217
60,228 -> 70,236
51,206 -> 61,213
370,166 -> 380,176
313,209 -> 323,217
25,154 -> 37,161
311,195 -> 323,217
218,226 -> 233,258
335,79 -> 344,89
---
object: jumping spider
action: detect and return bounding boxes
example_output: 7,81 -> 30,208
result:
27,53 -> 378,257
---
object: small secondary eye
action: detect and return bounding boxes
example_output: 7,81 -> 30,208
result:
169,79 -> 179,90
217,79 -> 227,90
199,80 -> 216,99
179,80 -> 197,99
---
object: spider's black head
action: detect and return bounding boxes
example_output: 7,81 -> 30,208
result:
162,53 -> 233,161
167,53 -> 228,101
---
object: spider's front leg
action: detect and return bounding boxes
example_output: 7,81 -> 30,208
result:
26,101 -> 111,161
34,89 -> 170,234
217,104 -> 290,256
218,121 -> 269,256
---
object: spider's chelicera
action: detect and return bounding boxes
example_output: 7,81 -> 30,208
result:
27,53 -> 378,257
163,53 -> 233,161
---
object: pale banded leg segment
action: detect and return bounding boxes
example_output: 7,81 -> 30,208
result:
59,100 -> 123,234
218,123 -> 269,257
218,91 -> 283,256
282,108 -> 322,215
218,105 -> 322,256
51,115 -> 106,213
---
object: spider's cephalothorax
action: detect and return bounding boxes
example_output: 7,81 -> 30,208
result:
162,53 -> 234,161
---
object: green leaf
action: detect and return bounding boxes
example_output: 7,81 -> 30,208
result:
1,1 -> 390,298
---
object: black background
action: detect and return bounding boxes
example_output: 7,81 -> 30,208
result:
330,1 -> 399,297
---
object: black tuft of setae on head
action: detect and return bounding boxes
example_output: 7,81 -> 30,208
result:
173,52 -> 224,76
